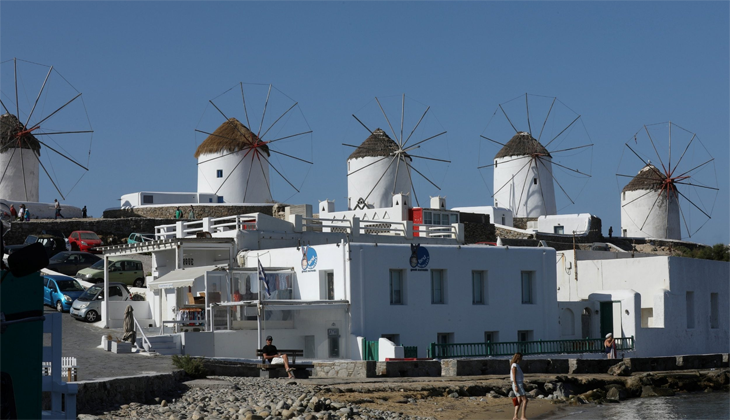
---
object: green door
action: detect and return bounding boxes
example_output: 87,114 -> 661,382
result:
600,301 -> 613,338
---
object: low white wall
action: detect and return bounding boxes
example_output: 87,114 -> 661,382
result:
537,214 -> 592,235
105,300 -> 153,328
378,338 -> 404,361
451,206 -> 513,227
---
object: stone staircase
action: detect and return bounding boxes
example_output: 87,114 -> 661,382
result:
137,334 -> 181,355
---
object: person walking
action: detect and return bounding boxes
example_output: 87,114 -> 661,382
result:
174,207 -> 183,219
24,207 -> 30,221
510,352 -> 528,420
9,204 -> 17,219
604,333 -> 617,359
82,206 -> 87,218
188,205 -> 195,219
17,204 -> 24,221
54,199 -> 64,219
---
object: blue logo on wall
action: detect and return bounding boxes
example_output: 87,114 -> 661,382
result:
409,244 -> 429,271
301,246 -> 317,271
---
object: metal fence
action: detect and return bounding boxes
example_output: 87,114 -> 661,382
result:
362,339 -> 379,361
427,337 -> 635,358
404,346 -> 418,358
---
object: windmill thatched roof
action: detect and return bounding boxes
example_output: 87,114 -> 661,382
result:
622,164 -> 666,192
194,118 -> 269,159
348,128 -> 408,160
0,113 -> 41,155
494,132 -> 550,159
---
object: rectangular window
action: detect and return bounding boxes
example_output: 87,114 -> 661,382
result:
142,194 -> 153,204
521,271 -> 534,304
431,269 -> 445,304
217,196 -> 224,203
390,270 -> 403,305
710,293 -> 719,329
424,211 -> 432,225
216,169 -> 223,178
686,291 -> 695,329
484,331 -> 499,343
501,215 -> 505,225
554,226 -> 564,234
472,271 -> 485,304
437,333 -> 453,344
326,272 -> 335,300
518,330 -> 533,342
432,213 -> 441,225
450,214 -> 458,224
533,178 -> 538,185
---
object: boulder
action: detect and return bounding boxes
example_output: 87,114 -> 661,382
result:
608,361 -> 632,376
551,382 -> 577,399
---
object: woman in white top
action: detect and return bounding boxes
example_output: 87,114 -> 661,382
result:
510,352 -> 528,420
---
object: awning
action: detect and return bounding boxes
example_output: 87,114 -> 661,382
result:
147,265 -> 225,290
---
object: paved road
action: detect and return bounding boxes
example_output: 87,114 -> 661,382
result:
43,307 -> 175,381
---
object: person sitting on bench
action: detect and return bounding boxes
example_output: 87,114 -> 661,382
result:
262,335 -> 294,379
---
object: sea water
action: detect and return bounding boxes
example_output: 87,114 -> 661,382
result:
543,391 -> 729,419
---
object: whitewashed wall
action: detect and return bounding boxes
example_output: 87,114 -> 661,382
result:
536,214 -> 593,235
120,192 -> 218,207
621,189 -> 680,239
347,156 -> 411,209
493,155 -> 556,217
197,150 -> 272,204
0,148 -> 39,203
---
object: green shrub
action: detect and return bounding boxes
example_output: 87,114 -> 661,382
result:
677,244 -> 730,262
171,355 -> 207,379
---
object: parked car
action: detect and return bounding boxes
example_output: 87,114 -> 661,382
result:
75,257 -> 145,287
127,232 -> 154,244
70,282 -> 130,322
43,275 -> 86,312
5,234 -> 67,258
46,251 -> 102,276
41,229 -> 71,251
68,230 -> 103,253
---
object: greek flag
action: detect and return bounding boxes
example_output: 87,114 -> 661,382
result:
258,259 -> 270,297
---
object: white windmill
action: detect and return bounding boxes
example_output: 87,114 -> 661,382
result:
0,58 -> 93,203
478,94 -> 593,218
617,122 -> 718,240
194,83 -> 313,204
344,94 -> 450,210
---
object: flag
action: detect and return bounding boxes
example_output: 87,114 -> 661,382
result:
258,259 -> 270,297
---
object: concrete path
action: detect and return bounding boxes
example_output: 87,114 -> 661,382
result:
43,307 -> 176,381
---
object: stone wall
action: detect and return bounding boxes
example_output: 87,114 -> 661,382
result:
4,218 -> 179,246
311,361 -> 375,378
375,360 -> 441,377
73,371 -> 185,414
103,204 -> 275,220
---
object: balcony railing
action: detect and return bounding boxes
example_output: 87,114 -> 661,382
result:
428,337 -> 635,358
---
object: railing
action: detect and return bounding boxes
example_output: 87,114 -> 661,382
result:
303,217 -> 352,233
42,357 -> 77,382
414,224 -> 457,239
133,316 -> 152,352
428,337 -> 635,358
404,346 -> 418,358
155,214 -> 258,240
360,221 -> 407,236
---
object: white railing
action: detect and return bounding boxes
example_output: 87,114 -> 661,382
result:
42,313 -> 77,419
304,217 -> 353,232
414,224 -> 457,239
133,316 -> 152,352
359,220 -> 408,236
41,357 -> 77,381
155,214 -> 258,240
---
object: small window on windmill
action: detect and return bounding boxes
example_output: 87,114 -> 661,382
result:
216,170 -> 223,178
494,160 -> 498,168
533,178 -> 538,185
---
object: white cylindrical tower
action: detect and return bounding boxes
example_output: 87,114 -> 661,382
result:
493,132 -> 556,217
0,113 -> 40,202
621,164 -> 680,239
196,118 -> 272,204
347,128 -> 411,209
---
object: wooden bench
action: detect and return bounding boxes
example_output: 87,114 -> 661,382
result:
255,349 -> 312,378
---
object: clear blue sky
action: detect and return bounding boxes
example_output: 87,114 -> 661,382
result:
1,2 -> 728,245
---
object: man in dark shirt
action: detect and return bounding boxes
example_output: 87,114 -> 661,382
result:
262,336 -> 294,378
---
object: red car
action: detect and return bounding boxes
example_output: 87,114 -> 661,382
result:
68,231 -> 103,253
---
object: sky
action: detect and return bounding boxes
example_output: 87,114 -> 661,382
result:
1,2 -> 728,246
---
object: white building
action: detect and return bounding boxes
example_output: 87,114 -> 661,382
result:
347,128 -> 411,210
451,206 -> 513,227
493,132 -> 557,217
620,164 -> 680,240
555,249 -> 728,357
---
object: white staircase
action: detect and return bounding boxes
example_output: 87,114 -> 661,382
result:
142,335 -> 180,355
